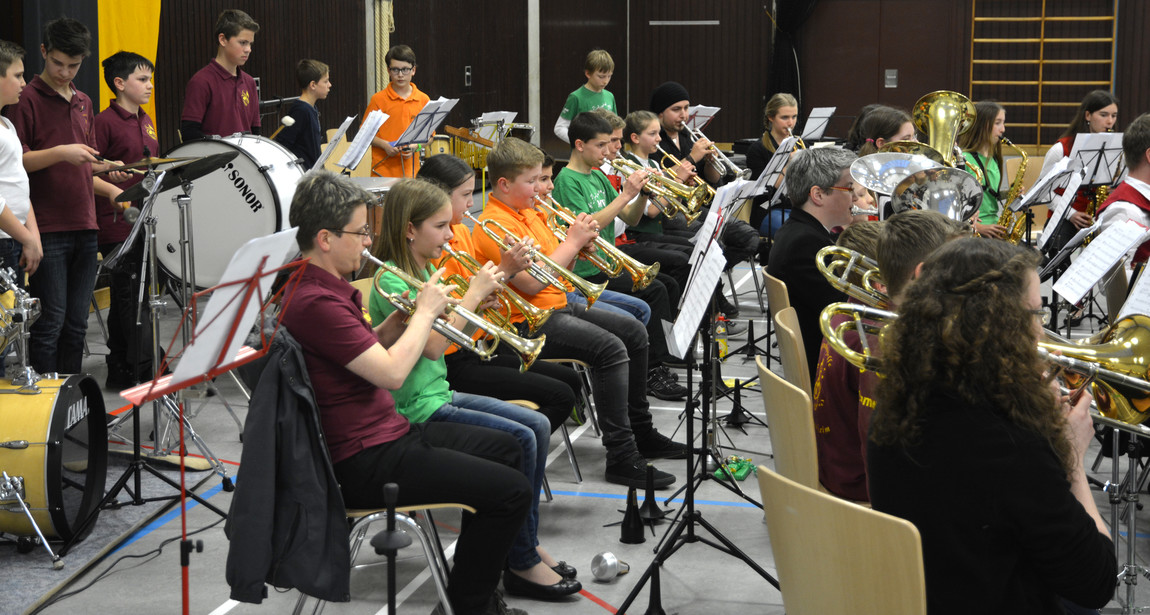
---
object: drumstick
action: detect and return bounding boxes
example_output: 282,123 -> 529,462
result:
270,116 -> 296,140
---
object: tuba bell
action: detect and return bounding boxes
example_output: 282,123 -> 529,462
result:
912,90 -> 977,168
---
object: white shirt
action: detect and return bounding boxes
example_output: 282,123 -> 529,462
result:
1097,176 -> 1150,263
0,116 -> 30,240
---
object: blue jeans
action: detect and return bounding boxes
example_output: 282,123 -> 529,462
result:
0,238 -> 24,287
29,231 -> 98,374
567,289 -> 651,325
430,392 -> 551,571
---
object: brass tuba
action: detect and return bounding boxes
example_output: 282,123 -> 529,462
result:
996,137 -> 1030,244
911,90 -> 977,168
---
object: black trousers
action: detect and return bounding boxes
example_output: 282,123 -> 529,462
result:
334,422 -> 531,615
586,266 -> 677,367
444,349 -> 581,432
99,239 -> 154,381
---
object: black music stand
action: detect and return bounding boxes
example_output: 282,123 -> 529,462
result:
389,98 -> 459,177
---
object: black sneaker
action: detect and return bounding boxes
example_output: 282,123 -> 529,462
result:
485,589 -> 528,615
653,364 -> 680,383
647,368 -> 687,401
636,429 -> 689,460
605,452 -> 675,489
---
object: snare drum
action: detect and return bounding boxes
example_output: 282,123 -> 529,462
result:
153,135 -> 305,288
0,375 -> 107,542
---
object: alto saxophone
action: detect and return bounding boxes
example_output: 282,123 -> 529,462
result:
996,138 -> 1029,244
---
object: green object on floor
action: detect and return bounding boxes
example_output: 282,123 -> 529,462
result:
714,456 -> 756,481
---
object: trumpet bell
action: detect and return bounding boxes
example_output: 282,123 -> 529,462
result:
850,153 -> 943,196
890,167 -> 983,221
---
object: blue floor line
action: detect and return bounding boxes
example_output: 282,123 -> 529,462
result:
112,481 -> 229,553
550,489 -> 760,508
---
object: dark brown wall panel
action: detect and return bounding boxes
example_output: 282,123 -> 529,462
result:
155,0 -> 367,153
1116,0 -> 1150,133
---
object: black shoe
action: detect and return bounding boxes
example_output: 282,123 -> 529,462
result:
647,369 -> 687,401
605,453 -> 675,489
551,561 -> 577,579
104,367 -> 137,391
485,589 -> 529,615
503,568 -> 582,600
716,294 -> 740,319
653,364 -> 679,383
636,429 -> 689,460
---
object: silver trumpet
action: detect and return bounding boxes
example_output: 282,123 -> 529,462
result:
684,122 -> 749,179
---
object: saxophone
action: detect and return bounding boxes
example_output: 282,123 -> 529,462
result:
996,138 -> 1029,244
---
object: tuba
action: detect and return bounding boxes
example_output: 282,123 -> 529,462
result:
996,137 -> 1030,244
911,90 -> 977,168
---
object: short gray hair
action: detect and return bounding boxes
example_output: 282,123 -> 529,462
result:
786,148 -> 857,206
289,170 -> 374,252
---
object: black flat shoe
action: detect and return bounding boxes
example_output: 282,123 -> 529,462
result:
551,560 -> 577,579
503,569 -> 582,600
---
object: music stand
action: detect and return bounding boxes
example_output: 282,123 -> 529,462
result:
342,110 -> 387,175
800,106 -> 837,142
388,97 -> 459,177
314,115 -> 356,172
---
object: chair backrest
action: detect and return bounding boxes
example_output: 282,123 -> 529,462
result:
350,277 -> 373,310
756,356 -> 819,490
323,128 -> 370,177
774,306 -> 811,395
764,272 -> 790,320
757,465 -> 926,615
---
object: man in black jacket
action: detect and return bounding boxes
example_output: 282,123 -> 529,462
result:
767,148 -> 857,382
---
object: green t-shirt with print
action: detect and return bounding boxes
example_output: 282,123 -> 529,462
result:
552,166 -> 617,279
559,86 -> 617,121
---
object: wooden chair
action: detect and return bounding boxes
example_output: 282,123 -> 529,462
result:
323,128 -> 370,177
774,306 -> 811,396
756,356 -> 819,490
757,465 -> 926,615
760,272 -> 791,368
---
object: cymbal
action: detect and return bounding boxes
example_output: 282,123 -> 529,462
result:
94,156 -> 193,175
114,151 -> 241,202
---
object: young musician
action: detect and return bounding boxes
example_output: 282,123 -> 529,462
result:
854,105 -> 916,156
553,49 -> 616,144
472,137 -> 686,488
281,170 -> 531,615
868,237 -> 1116,614
959,100 -> 1009,239
4,17 -> 126,374
1097,114 -> 1150,270
364,45 -> 429,178
94,51 -> 160,389
274,59 -> 330,170
0,40 -> 42,281
745,93 -> 799,178
766,148 -> 857,384
181,9 -> 261,141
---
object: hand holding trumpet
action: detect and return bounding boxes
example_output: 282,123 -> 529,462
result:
620,165 -> 651,200
410,267 -> 460,319
566,212 -> 600,248
498,235 -> 536,277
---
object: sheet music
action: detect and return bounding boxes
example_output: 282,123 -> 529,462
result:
800,107 -> 836,141
664,246 -> 726,359
1014,157 -> 1070,211
686,105 -> 720,132
761,135 -> 798,205
172,228 -> 300,384
1053,219 -> 1149,306
393,97 -> 459,148
473,111 -> 518,142
1067,132 -> 1124,185
1119,266 -> 1150,320
339,110 -> 387,169
314,115 -> 355,172
770,178 -> 789,207
688,207 -> 724,266
1037,169 -> 1084,250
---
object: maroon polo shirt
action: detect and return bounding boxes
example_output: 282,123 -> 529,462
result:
181,60 -> 261,138
2,75 -> 97,233
94,101 -> 160,245
280,261 -> 410,464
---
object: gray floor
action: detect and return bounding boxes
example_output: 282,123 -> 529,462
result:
6,254 -> 1150,615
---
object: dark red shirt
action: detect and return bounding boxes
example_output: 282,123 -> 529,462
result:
94,102 -> 160,245
280,262 -> 410,463
2,75 -> 97,232
181,60 -> 261,138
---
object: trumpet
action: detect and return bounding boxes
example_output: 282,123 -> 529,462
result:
655,143 -> 717,207
362,250 -> 546,371
786,126 -> 807,150
815,245 -> 889,308
533,194 -> 661,291
607,157 -> 702,224
683,123 -> 750,179
440,243 -> 553,334
464,211 -> 607,307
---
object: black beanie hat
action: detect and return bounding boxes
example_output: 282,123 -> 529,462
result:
649,81 -> 690,114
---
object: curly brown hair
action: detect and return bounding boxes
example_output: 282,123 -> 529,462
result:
870,238 -> 1073,473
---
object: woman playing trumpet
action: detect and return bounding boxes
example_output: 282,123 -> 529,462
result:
867,238 -> 1116,614
369,178 -> 582,600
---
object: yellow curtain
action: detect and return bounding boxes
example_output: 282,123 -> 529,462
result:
97,0 -> 161,125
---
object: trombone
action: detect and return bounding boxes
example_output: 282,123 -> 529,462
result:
607,157 -> 702,224
464,211 -> 607,307
440,243 -> 553,334
533,194 -> 661,291
362,249 -> 546,372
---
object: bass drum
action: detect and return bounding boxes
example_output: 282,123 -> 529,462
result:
154,135 -> 304,288
0,375 -> 107,542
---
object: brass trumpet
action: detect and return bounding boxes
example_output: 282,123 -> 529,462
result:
363,250 -> 545,371
656,143 -> 717,207
815,245 -> 889,309
607,157 -> 702,224
683,122 -> 750,179
464,211 -> 607,307
533,194 -> 661,291
440,243 -> 553,334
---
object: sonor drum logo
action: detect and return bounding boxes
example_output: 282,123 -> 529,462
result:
65,398 -> 89,432
224,162 -> 265,213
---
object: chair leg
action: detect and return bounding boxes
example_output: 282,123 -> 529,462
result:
90,291 -> 110,345
560,422 -> 582,483
726,268 -> 739,305
574,363 -> 600,436
542,472 -> 553,502
750,263 -> 766,313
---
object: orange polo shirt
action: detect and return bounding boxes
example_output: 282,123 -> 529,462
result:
472,196 -> 569,322
434,223 -> 488,355
364,82 -> 430,178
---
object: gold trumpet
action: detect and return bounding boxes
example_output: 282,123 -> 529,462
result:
815,245 -> 889,309
464,211 -> 607,307
608,157 -> 702,224
785,126 -> 807,150
440,243 -> 553,334
656,143 -> 717,207
533,194 -> 661,291
363,250 -> 545,371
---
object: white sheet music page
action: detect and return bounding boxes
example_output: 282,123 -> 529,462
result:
663,246 -> 726,359
1053,219 -> 1149,306
801,107 -> 837,141
340,110 -> 387,169
688,206 -> 724,266
1037,169 -> 1084,250
474,111 -> 518,142
1015,157 -> 1070,211
1119,265 -> 1150,320
687,106 -> 720,132
314,115 -> 355,171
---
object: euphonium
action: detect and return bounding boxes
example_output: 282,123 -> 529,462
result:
464,211 -> 606,307
608,157 -> 702,224
911,90 -> 977,168
533,195 -> 661,291
815,245 -> 889,309
996,137 -> 1030,244
363,250 -> 546,371
440,243 -> 552,334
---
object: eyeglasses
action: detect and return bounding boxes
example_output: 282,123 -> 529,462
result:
823,185 -> 854,194
388,66 -> 414,75
326,224 -> 373,239
1027,308 -> 1051,326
